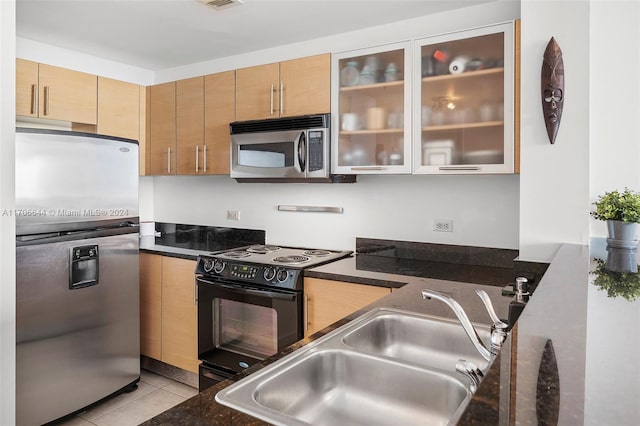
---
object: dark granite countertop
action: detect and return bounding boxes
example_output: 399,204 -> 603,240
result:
305,254 -> 514,288
142,276 -> 512,426
143,237 -> 640,425
139,223 -> 265,260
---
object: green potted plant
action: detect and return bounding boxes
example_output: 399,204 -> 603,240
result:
591,188 -> 640,242
592,259 -> 640,301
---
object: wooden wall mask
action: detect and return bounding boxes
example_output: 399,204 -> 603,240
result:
541,37 -> 564,144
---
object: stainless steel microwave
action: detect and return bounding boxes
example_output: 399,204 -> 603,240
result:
230,114 -> 355,183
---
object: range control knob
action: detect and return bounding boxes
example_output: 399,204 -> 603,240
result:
264,267 -> 276,282
202,258 -> 215,273
213,260 -> 226,274
277,269 -> 289,283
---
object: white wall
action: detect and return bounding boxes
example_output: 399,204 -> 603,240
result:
23,0 -> 633,261
154,174 -> 520,251
15,1 -> 522,253
589,1 -> 640,238
17,37 -> 154,85
0,1 -> 16,424
151,1 -> 522,252
155,1 -> 521,83
519,0 -> 591,262
584,3 -> 640,423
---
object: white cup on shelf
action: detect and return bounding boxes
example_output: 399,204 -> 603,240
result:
341,113 -> 360,131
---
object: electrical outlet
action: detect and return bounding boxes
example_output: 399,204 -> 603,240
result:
227,210 -> 240,221
433,219 -> 453,232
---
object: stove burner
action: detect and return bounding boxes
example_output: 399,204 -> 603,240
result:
221,250 -> 251,259
272,255 -> 310,265
302,249 -> 332,257
246,245 -> 281,254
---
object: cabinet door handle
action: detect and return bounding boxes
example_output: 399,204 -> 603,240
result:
195,145 -> 199,173
438,166 -> 480,171
304,293 -> 309,332
203,145 -> 207,173
350,166 -> 385,171
30,84 -> 37,115
279,82 -> 284,115
167,147 -> 171,174
193,277 -> 198,305
269,84 -> 274,115
43,86 -> 50,116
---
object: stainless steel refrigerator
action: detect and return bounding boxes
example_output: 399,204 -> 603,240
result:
15,128 -> 140,426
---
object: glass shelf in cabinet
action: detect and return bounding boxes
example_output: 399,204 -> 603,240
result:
340,80 -> 404,92
421,121 -> 503,132
420,67 -> 504,83
340,128 -> 404,135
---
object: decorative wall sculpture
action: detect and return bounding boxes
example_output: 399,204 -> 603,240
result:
541,37 -> 564,144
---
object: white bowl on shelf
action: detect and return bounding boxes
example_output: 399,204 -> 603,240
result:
463,149 -> 503,164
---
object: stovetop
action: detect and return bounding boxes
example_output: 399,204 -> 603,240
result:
195,245 -> 352,291
213,244 -> 351,267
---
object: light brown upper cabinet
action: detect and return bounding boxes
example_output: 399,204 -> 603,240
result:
97,76 -> 140,141
148,82 -> 177,175
204,71 -> 235,174
16,59 -> 39,118
176,76 -> 204,175
16,59 -> 98,125
235,53 -> 330,121
149,72 -> 235,176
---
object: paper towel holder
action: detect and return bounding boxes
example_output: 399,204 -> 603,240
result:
541,37 -> 564,144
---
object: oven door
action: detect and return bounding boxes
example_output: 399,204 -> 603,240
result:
197,276 -> 303,374
230,129 -> 307,179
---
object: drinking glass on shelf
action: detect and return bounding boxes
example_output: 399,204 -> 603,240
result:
340,61 -> 360,87
421,106 -> 432,126
359,65 -> 375,85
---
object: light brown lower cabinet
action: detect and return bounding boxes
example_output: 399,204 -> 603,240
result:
140,253 -> 162,359
303,277 -> 391,337
139,253 -> 199,373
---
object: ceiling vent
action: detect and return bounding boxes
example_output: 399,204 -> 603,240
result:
199,0 -> 243,10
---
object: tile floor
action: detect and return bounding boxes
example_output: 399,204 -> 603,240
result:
57,369 -> 198,426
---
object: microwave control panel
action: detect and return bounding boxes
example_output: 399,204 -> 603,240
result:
307,130 -> 324,172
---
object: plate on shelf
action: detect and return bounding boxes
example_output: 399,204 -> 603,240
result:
463,149 -> 502,164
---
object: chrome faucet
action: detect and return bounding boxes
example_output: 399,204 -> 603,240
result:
421,289 -> 508,362
455,360 -> 484,393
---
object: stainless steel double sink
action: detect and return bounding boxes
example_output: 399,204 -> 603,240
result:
216,307 -> 492,426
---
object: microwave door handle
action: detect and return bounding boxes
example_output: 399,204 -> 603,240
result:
296,131 -> 306,173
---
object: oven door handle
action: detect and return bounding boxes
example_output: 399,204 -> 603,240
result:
198,278 -> 296,301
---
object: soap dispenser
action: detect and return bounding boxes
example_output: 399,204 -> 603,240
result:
508,277 -> 529,329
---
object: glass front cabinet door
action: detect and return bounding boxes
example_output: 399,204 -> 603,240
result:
413,22 -> 516,174
332,42 -> 412,174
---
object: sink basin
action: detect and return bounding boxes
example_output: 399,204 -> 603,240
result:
342,310 -> 491,372
216,307 -> 494,426
220,349 -> 470,426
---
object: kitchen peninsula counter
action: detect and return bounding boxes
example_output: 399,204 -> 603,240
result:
144,238 -> 638,425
